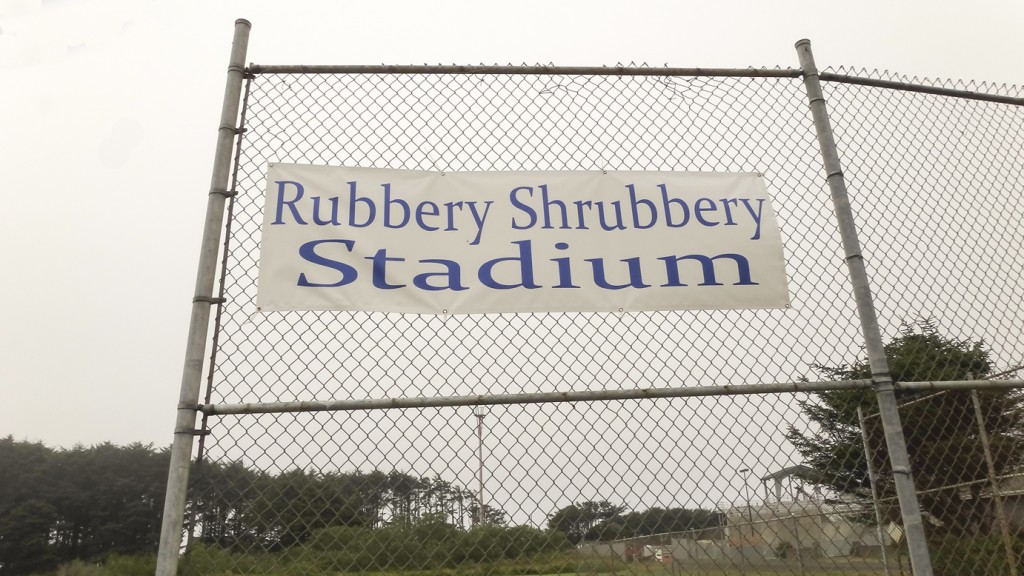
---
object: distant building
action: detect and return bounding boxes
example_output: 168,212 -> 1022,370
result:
725,465 -> 889,560
579,466 -> 892,566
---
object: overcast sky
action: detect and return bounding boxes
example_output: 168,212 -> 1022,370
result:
1,0 -> 1022,451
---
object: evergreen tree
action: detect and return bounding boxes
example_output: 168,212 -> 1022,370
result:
0,437 -> 55,574
592,507 -> 724,540
547,500 -> 624,544
0,438 -> 169,575
786,320 -> 1024,536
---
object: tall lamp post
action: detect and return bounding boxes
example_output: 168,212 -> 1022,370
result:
739,468 -> 752,548
473,405 -> 488,526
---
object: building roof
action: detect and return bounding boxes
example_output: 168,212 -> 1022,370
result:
759,465 -> 826,483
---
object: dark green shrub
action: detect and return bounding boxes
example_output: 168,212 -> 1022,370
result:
931,536 -> 1024,576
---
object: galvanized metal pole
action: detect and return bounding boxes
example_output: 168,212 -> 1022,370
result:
858,407 -> 892,576
155,19 -> 251,576
970,390 -> 1019,576
737,467 -> 751,575
795,39 -> 934,576
474,406 -> 486,525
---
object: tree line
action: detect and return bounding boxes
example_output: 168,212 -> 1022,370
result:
189,461 -> 506,550
0,439 -> 168,575
0,439 -> 513,574
0,437 -> 724,575
546,500 -> 723,545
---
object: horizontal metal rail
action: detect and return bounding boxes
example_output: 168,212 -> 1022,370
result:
247,64 -> 802,78
878,471 -> 1024,502
245,64 -> 1022,106
819,72 -> 1024,106
896,379 -> 1024,391
862,367 -> 1024,419
203,380 -> 870,415
199,379 -> 1024,416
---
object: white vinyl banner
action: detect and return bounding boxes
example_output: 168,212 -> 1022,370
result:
257,163 -> 789,314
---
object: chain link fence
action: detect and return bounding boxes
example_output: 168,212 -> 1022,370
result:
161,29 -> 1024,576
857,381 -> 1024,575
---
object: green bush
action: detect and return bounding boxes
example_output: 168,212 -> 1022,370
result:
179,523 -> 575,575
931,536 -> 1024,576
35,554 -> 156,576
773,540 -> 794,559
51,560 -> 102,576
179,543 -> 280,576
305,524 -> 371,551
95,554 -> 156,576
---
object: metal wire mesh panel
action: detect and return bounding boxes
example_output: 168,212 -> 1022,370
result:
219,70 -> 855,403
822,69 -> 1024,363
180,64 -> 1024,576
820,71 -> 1024,576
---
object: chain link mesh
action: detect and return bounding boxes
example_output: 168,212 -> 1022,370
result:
183,65 -> 1024,576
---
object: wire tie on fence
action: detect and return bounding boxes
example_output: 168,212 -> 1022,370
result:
826,169 -> 843,179
219,124 -> 247,135
227,64 -> 245,75
193,296 -> 227,305
892,466 -> 912,476
844,252 -> 863,262
173,426 -> 211,437
177,403 -> 201,411
209,188 -> 237,198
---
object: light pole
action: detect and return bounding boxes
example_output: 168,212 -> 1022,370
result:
739,468 -> 753,549
473,405 -> 487,526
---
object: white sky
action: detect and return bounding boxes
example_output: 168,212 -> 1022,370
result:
1,0 -> 1022,450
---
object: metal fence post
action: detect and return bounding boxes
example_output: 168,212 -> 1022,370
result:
971,389 -> 1019,576
858,407 -> 893,576
795,39 -> 934,576
155,19 -> 251,576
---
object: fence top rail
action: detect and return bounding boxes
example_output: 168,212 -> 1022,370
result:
819,71 -> 1024,107
246,63 -> 802,78
245,64 -> 1023,105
